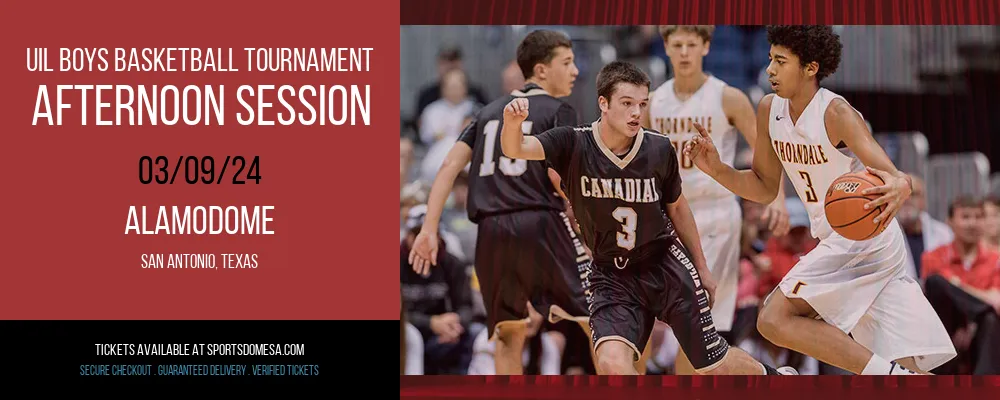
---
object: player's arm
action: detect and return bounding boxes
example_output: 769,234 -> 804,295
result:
409,126 -> 475,275
499,98 -> 547,160
664,195 -> 706,269
661,144 -> 716,307
686,94 -> 784,205
664,194 -> 716,306
826,98 -> 912,225
723,87 -> 790,235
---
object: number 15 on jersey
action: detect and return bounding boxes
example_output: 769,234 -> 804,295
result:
480,120 -> 533,177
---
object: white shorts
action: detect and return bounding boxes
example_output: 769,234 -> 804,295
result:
690,196 -> 741,332
775,219 -> 956,372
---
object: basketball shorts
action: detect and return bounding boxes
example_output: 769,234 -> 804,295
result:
689,196 -> 742,332
772,219 -> 956,372
588,239 -> 730,370
475,209 -> 592,340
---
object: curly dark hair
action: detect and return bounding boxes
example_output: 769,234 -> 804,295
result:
766,25 -> 842,82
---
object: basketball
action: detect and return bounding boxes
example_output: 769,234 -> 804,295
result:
824,171 -> 889,241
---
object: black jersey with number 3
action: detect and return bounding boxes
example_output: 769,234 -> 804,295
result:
458,83 -> 580,223
536,121 -> 682,261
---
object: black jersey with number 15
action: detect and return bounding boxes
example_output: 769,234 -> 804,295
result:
458,83 -> 580,223
536,121 -> 682,260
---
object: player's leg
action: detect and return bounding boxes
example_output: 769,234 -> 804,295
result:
595,340 -> 641,375
894,358 -> 930,374
674,225 -> 741,375
756,222 -> 931,375
474,214 -> 536,374
847,274 -> 956,375
757,289 -> 878,373
673,347 -> 695,375
543,210 -> 602,371
672,198 -> 743,375
654,240 -> 788,375
492,315 -> 531,375
570,316 -> 650,373
587,261 -> 655,375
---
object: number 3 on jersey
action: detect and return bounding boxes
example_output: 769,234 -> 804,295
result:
480,120 -> 531,177
613,207 -> 637,250
797,170 -> 819,203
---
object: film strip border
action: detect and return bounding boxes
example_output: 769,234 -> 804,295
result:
400,0 -> 1000,25
401,375 -> 1000,399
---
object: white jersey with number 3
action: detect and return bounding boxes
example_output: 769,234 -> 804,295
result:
649,76 -> 738,201
767,88 -> 859,240
768,88 -> 957,372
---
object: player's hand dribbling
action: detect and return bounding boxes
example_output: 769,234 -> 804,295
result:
504,98 -> 530,124
409,230 -> 439,277
684,122 -> 723,176
860,166 -> 912,225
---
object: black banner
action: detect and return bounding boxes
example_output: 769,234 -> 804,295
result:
1,320 -> 397,387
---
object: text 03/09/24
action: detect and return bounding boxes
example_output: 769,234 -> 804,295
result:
139,155 -> 260,184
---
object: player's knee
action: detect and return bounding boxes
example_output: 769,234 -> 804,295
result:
494,323 -> 528,348
756,298 -> 787,343
596,342 -> 635,374
597,353 -> 633,375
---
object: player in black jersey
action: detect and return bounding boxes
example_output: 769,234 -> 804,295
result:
500,60 -> 795,376
409,30 -> 594,375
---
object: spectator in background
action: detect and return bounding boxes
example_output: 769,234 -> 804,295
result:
921,195 -> 1000,375
413,47 -> 489,128
401,137 -> 415,192
400,205 -> 479,375
401,186 -> 468,264
501,60 -> 526,94
983,196 -> 1000,252
400,182 -> 429,239
740,197 -> 771,252
899,174 -> 954,279
419,69 -> 481,184
420,69 -> 481,146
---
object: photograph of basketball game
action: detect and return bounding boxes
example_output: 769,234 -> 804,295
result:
399,25 -> 1000,376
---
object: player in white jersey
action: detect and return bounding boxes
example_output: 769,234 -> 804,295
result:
642,26 -> 791,374
685,25 -> 955,375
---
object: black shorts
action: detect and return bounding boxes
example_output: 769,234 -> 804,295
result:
587,239 -> 730,369
475,209 -> 592,338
